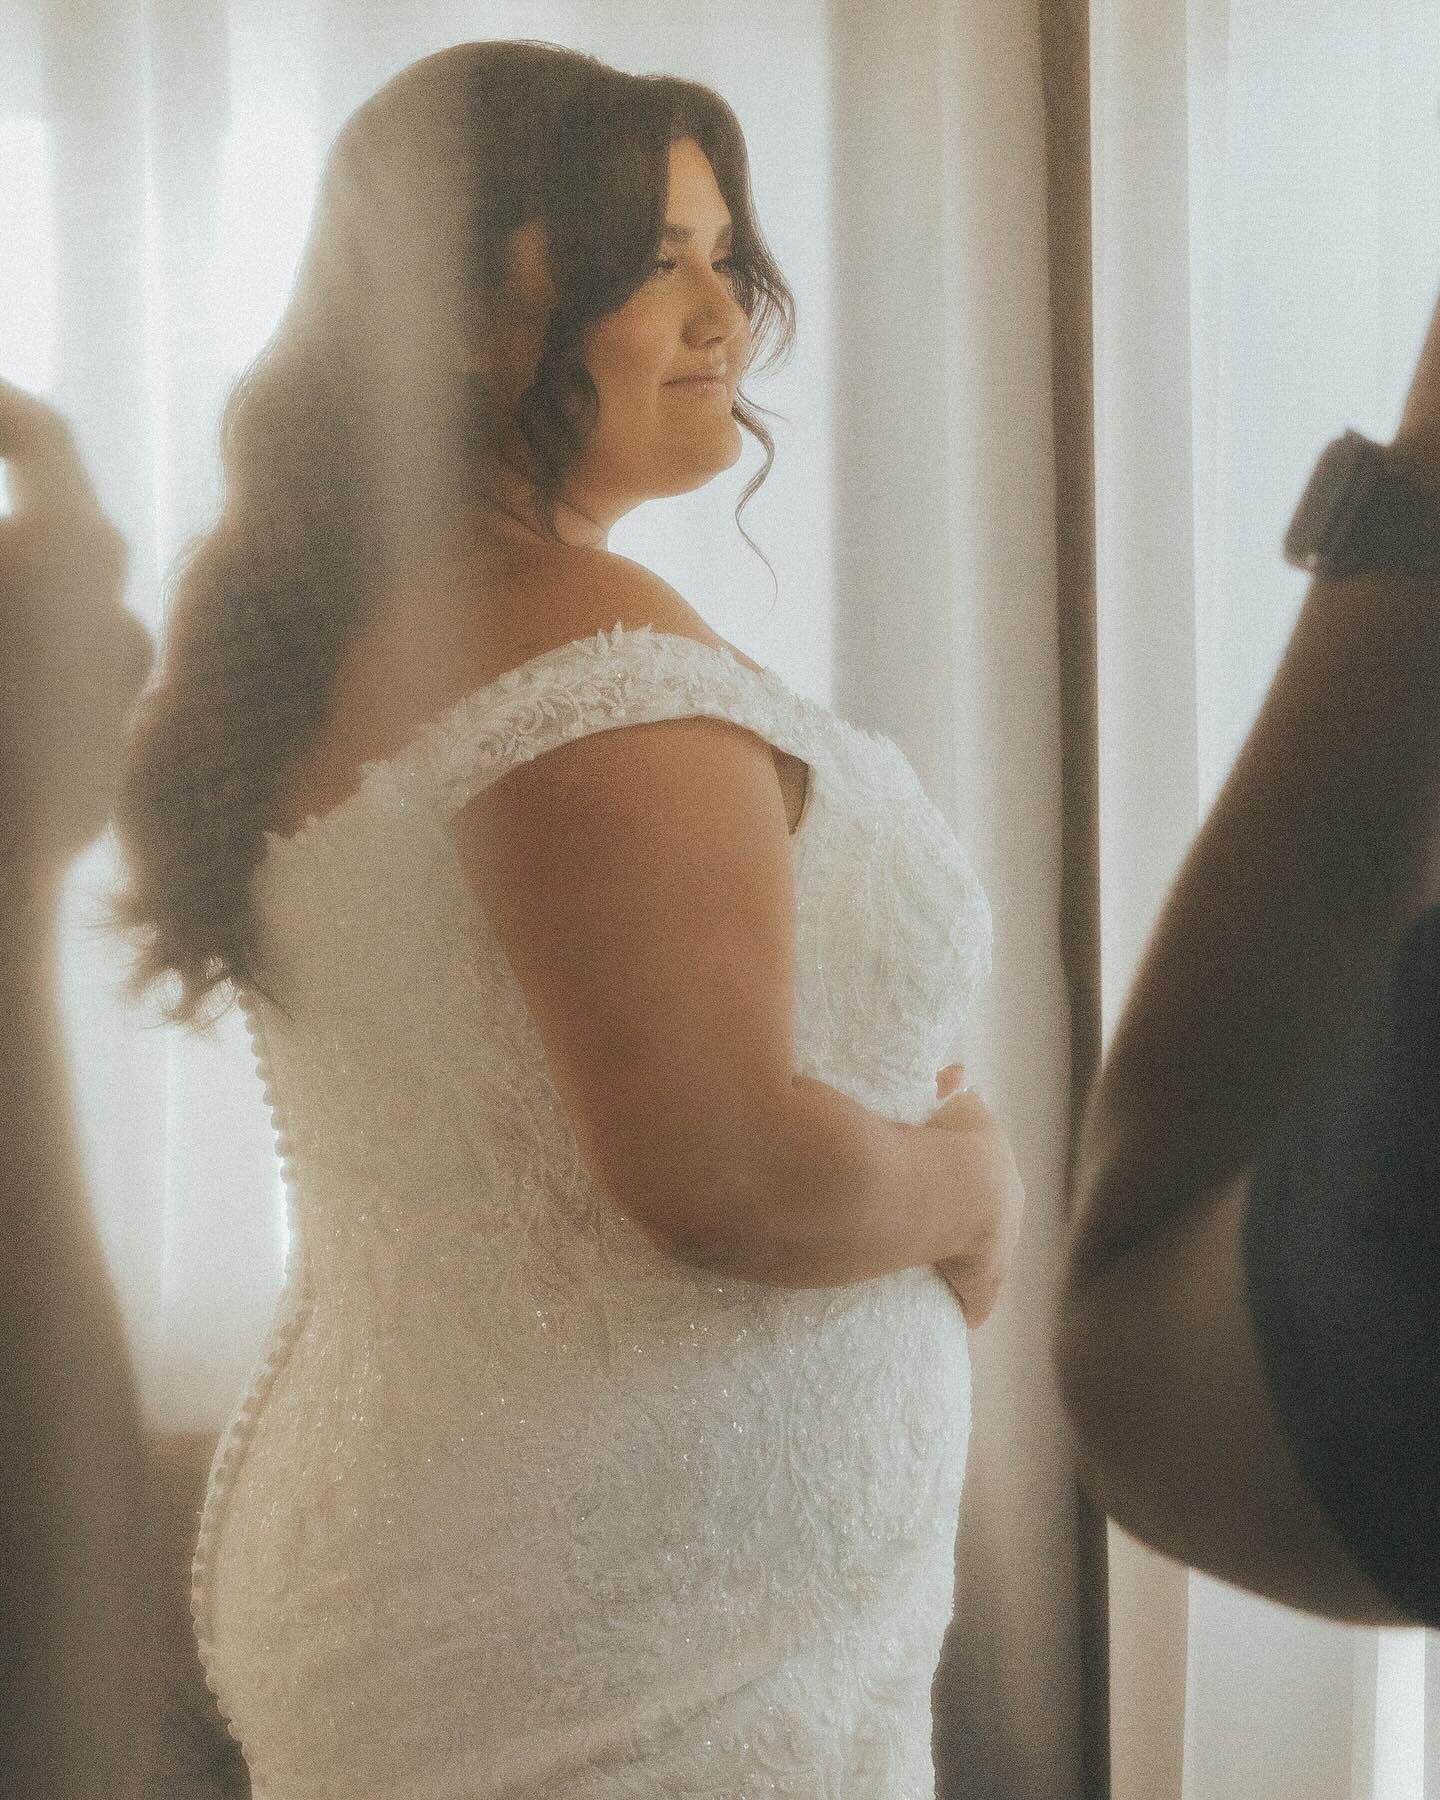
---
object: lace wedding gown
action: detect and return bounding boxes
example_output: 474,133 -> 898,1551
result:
191,623 -> 993,1799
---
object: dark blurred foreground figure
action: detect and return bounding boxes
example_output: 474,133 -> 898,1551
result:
0,378 -> 158,1796
1058,282 -> 1440,1628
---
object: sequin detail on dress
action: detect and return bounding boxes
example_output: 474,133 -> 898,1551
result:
190,623 -> 993,1799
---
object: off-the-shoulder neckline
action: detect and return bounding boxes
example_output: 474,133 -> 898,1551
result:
262,622 -> 816,860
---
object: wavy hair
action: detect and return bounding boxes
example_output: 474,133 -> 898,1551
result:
112,40 -> 796,1024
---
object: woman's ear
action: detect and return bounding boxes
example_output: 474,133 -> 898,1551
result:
503,220 -> 557,313
461,222 -> 556,398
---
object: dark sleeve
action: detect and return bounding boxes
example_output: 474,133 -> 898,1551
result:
1242,903 -> 1440,1628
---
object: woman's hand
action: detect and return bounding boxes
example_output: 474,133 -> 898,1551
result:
0,379 -> 149,867
928,1063 -> 1025,1328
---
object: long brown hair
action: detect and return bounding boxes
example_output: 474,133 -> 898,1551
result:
112,40 -> 796,1024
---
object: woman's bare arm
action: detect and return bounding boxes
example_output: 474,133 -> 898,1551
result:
1056,288 -> 1440,1618
451,558 -> 1009,1295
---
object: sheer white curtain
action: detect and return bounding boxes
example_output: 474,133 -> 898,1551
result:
1091,2 -> 1440,1797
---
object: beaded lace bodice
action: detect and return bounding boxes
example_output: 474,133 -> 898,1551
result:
191,623 -> 993,1800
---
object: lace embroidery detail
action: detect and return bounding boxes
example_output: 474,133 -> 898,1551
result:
191,621 -> 992,1797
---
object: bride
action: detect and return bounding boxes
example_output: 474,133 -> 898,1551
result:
114,39 -> 1023,1798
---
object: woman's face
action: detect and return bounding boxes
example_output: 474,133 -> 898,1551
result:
493,137 -> 752,533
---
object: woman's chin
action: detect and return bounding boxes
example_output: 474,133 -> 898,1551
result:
660,431 -> 747,495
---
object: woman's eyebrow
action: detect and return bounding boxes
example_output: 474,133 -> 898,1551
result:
660,219 -> 735,247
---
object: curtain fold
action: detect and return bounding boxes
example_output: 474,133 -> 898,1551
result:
1038,0 -> 1109,1792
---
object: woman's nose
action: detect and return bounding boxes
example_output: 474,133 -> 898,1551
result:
692,281 -> 748,349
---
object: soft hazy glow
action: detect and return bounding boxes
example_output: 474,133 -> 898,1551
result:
0,119 -> 55,395
212,109 -> 321,370
0,118 -> 56,515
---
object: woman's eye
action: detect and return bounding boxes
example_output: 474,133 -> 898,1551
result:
649,257 -> 741,280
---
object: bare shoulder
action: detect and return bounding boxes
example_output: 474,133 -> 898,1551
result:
478,544 -> 733,668
274,545 -> 753,836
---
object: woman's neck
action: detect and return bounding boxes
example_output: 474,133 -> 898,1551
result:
470,458 -> 610,551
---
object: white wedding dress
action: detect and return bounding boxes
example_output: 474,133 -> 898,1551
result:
191,622 -> 993,1799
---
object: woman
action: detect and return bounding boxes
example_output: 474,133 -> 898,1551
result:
114,40 -> 1023,1798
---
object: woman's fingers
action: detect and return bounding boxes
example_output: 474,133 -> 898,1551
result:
0,378 -> 104,522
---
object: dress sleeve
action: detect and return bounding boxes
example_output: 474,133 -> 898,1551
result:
1242,902 -> 1440,1627
409,622 -> 811,821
